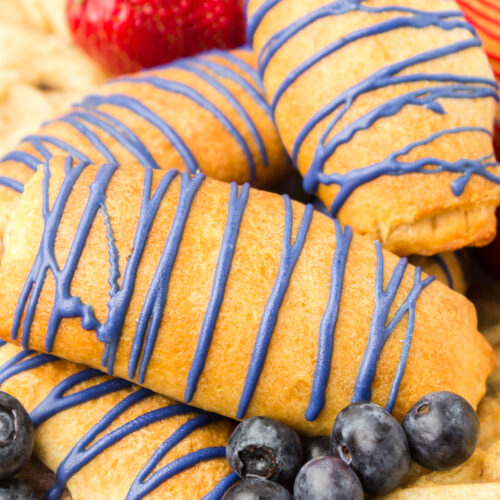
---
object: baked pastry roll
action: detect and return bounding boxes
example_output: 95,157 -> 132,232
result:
0,156 -> 494,436
246,0 -> 500,256
0,341 -> 236,500
0,47 -> 289,238
409,250 -> 469,294
457,0 -> 500,155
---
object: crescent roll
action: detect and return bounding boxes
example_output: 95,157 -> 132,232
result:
0,47 -> 289,239
0,341 -> 236,500
0,156 -> 494,436
457,0 -> 500,155
246,0 -> 500,256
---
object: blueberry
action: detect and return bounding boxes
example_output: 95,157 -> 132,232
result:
226,417 -> 303,484
222,479 -> 292,499
0,392 -> 33,480
293,456 -> 363,500
331,402 -> 410,495
301,436 -> 331,463
402,391 -> 480,470
0,479 -> 38,499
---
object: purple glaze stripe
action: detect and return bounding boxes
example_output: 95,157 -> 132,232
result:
352,242 -> 434,409
81,94 -> 199,174
128,172 -> 204,383
305,220 -> 352,421
1,151 -> 41,171
431,254 -> 454,290
237,197 -> 314,419
185,182 -> 250,403
0,344 -> 236,500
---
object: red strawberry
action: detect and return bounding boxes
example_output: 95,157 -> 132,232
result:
67,0 -> 246,75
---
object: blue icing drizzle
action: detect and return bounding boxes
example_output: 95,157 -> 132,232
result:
0,176 -> 23,193
306,220 -> 352,421
22,135 -> 91,163
185,182 -> 250,403
80,94 -> 200,174
0,345 -> 235,500
431,254 -> 454,289
237,197 -> 313,419
248,0 -> 500,213
63,108 -> 160,169
0,151 -> 41,171
352,242 -> 434,410
56,115 -> 117,164
190,57 -> 272,118
128,172 -> 204,382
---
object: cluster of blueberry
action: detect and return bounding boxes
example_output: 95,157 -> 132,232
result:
0,392 -> 38,499
222,392 -> 480,499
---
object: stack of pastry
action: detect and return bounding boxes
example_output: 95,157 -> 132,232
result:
0,0 -> 499,498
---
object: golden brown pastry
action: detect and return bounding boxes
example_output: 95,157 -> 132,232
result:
0,46 -> 290,239
0,156 -> 494,436
246,0 -> 500,256
409,251 -> 469,294
0,341 -> 236,500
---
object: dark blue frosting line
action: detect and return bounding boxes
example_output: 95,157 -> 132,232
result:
67,108 -> 161,169
431,254 -> 454,289
0,351 -> 56,385
129,447 -> 229,499
192,58 -> 271,123
205,49 -> 263,90
0,346 -> 235,500
30,369 -> 132,427
385,267 -> 434,413
237,197 -> 313,419
56,115 -> 117,164
126,412 -> 218,499
96,169 -> 179,373
128,172 -> 204,383
0,151 -> 41,171
185,183 -> 250,403
0,176 -> 23,193
352,242 -> 434,405
80,94 -> 199,174
119,73 -> 258,180
201,472 -> 239,500
305,220 -> 352,421
22,136 -> 90,163
245,0 -> 282,44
